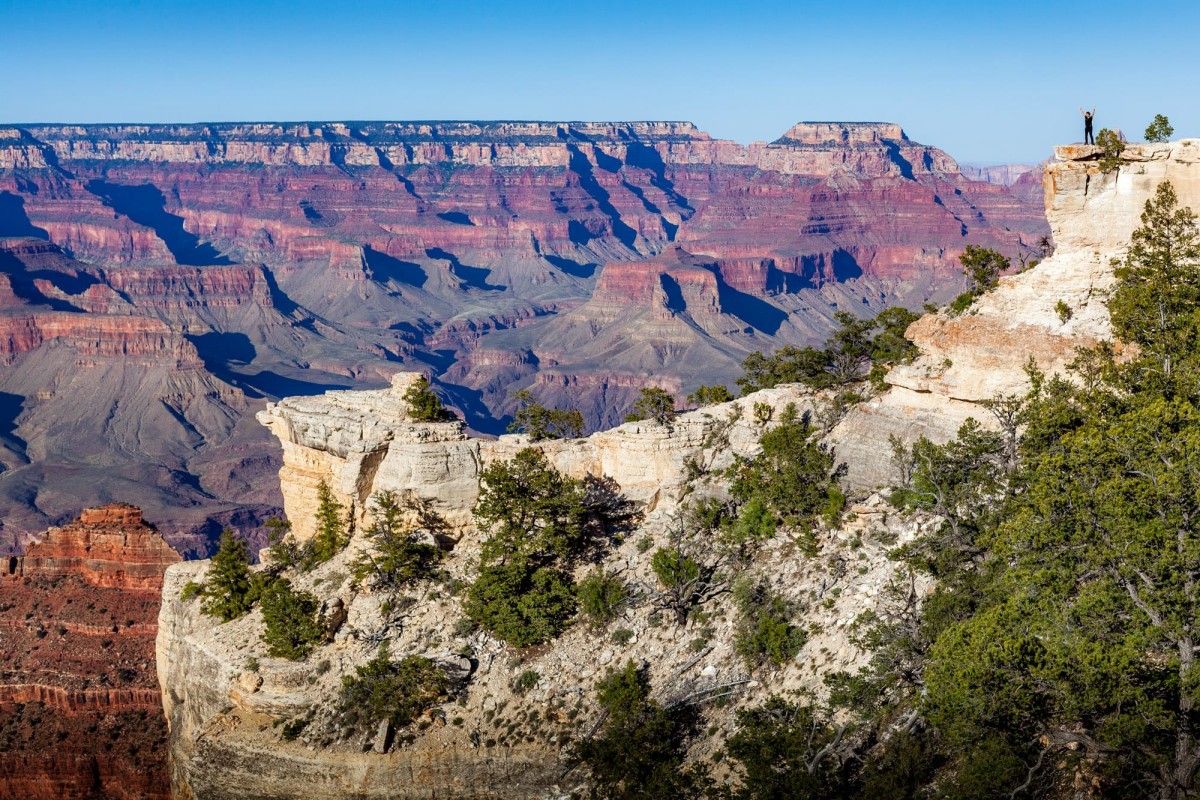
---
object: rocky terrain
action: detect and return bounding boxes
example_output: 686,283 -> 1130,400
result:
831,137 -> 1200,487
0,503 -> 180,799
164,376 -> 941,799
0,120 -> 1047,549
156,137 -> 1199,799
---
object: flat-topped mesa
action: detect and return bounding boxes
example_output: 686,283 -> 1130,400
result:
259,371 -> 817,541
773,121 -> 907,146
13,503 -> 182,591
829,137 -> 1200,489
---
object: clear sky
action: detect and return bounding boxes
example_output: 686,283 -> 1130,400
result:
2,0 -> 1197,163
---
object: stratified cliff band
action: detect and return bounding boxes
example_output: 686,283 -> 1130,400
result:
0,120 -> 1047,550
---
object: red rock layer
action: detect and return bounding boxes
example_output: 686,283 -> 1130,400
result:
0,119 -> 1049,542
14,503 -> 182,591
0,505 -> 179,800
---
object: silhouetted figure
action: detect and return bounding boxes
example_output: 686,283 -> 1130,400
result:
1081,106 -> 1096,145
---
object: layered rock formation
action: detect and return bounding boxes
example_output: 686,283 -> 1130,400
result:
0,504 -> 180,800
0,119 -> 1047,547
165,379 -> 938,799
156,136 -> 1197,800
831,138 -> 1200,488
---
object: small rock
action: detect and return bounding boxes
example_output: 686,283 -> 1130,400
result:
373,719 -> 393,754
700,665 -> 718,679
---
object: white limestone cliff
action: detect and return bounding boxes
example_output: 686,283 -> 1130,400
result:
831,139 -> 1200,488
256,374 -> 821,542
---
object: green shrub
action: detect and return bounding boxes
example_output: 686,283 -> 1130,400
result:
820,486 -> 847,528
1145,113 -> 1174,143
611,628 -> 635,646
474,448 -> 590,565
726,497 -> 778,546
402,376 -> 456,422
728,410 -> 845,536
1096,128 -> 1126,172
1054,299 -> 1072,323
624,387 -> 677,425
651,546 -> 700,590
570,661 -> 707,799
337,645 -> 448,732
733,579 -> 806,668
738,307 -> 922,394
507,389 -> 584,439
466,448 -> 632,646
687,384 -> 734,406
513,669 -> 540,695
723,696 -> 847,798
351,491 -> 441,589
463,560 -> 577,647
948,290 -> 977,315
264,516 -> 302,571
259,578 -> 323,660
577,569 -> 627,626
280,716 -> 309,741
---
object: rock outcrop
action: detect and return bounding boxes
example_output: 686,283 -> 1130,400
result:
165,382 -> 938,799
0,504 -> 180,800
831,138 -> 1200,488
12,503 -> 183,590
258,371 -> 818,540
0,119 -> 1047,548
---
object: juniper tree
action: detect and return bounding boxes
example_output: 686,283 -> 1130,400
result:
507,389 -> 585,440
351,491 -> 441,590
196,530 -> 254,622
921,182 -> 1200,798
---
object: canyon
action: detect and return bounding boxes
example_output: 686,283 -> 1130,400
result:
0,503 -> 180,799
157,139 -> 1200,798
0,120 -> 1047,550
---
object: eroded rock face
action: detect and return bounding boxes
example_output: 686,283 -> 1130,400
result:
13,503 -> 183,590
0,504 -> 180,800
258,371 -> 818,540
831,138 -> 1200,489
0,119 -> 1046,547
165,385 -> 938,800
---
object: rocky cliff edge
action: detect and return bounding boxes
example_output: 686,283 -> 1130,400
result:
830,138 -> 1200,487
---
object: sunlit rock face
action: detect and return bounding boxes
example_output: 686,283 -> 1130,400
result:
0,120 -> 1045,547
0,504 -> 180,800
832,139 -> 1200,490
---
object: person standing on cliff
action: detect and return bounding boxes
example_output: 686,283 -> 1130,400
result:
1081,106 -> 1096,145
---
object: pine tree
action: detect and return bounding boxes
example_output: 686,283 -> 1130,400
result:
259,577 -> 323,660
199,529 -> 254,622
304,480 -> 349,568
351,491 -> 440,589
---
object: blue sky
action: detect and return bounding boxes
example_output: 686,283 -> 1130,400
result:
2,0 -> 1196,163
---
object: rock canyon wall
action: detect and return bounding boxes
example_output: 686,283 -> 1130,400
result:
156,137 -> 1197,800
0,120 -> 1046,550
0,504 -> 180,800
831,138 -> 1200,488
